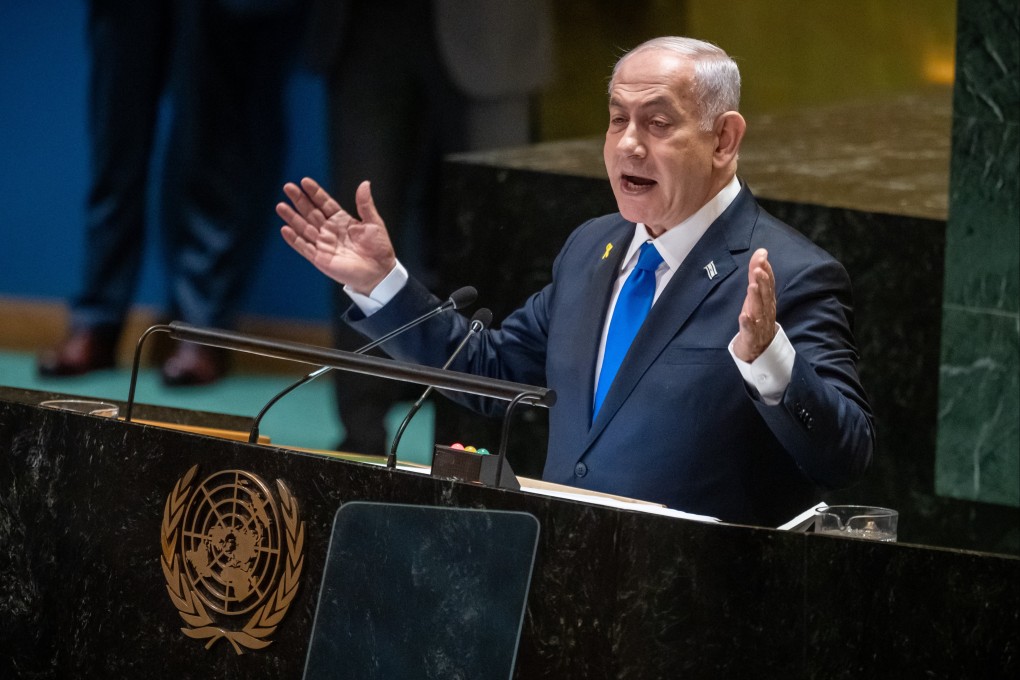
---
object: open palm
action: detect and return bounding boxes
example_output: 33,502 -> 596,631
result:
277,177 -> 396,294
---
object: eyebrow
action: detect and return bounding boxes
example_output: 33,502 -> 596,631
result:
608,95 -> 677,112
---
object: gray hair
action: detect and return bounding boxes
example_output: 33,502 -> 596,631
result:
609,37 -> 741,131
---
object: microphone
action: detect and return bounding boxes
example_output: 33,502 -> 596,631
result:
247,286 -> 477,443
386,308 -> 492,468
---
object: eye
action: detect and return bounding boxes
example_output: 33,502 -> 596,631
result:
650,119 -> 670,129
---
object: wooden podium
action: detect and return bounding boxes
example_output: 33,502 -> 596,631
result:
0,386 -> 1016,678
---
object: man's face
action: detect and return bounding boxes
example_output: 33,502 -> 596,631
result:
603,49 -> 720,236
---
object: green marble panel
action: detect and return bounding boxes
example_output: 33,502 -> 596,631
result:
938,0 -> 1020,508
944,118 -> 1019,313
936,306 -> 1019,506
952,0 -> 1019,123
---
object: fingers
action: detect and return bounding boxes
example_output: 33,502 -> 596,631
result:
279,178 -> 345,233
277,193 -> 340,271
733,249 -> 778,363
278,177 -> 357,261
278,176 -> 395,292
276,199 -> 316,243
299,177 -> 344,219
355,180 -> 384,227
279,225 -> 316,265
747,248 -> 775,323
279,215 -> 321,261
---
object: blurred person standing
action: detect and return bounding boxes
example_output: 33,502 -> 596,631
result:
305,0 -> 553,453
39,0 -> 306,385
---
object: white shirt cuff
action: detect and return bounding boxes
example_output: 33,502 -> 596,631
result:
728,324 -> 795,406
343,261 -> 409,316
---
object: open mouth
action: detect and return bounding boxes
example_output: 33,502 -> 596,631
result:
621,174 -> 657,192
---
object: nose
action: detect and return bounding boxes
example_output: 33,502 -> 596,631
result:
618,122 -> 645,158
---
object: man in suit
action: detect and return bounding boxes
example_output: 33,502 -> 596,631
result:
276,36 -> 875,526
303,0 -> 553,453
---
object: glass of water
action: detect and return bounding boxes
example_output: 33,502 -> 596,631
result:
815,505 -> 898,542
39,399 -> 120,418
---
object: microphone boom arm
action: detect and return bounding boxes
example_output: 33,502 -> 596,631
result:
124,321 -> 555,425
247,286 -> 476,442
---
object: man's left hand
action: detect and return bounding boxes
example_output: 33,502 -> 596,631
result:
732,248 -> 777,363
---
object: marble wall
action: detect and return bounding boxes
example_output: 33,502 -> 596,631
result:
936,0 -> 1020,507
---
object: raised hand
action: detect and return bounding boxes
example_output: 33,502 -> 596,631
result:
277,178 -> 397,295
732,248 -> 777,363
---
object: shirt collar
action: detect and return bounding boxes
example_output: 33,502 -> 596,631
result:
621,175 -> 742,271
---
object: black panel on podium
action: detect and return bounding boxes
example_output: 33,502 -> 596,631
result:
302,502 -> 540,680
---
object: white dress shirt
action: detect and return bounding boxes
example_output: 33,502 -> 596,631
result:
595,177 -> 794,405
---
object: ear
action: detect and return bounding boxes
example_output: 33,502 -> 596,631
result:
712,111 -> 746,168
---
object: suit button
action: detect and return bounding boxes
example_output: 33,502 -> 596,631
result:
574,462 -> 588,477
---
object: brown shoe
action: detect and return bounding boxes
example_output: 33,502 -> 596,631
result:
161,343 -> 228,386
37,328 -> 119,377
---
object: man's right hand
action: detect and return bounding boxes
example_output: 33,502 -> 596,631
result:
277,178 -> 397,295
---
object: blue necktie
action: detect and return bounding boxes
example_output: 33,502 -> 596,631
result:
593,242 -> 664,418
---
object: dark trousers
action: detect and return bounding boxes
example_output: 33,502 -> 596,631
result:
74,0 -> 300,333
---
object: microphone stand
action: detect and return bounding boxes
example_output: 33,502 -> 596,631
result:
387,309 -> 492,468
247,286 -> 476,442
494,390 -> 546,488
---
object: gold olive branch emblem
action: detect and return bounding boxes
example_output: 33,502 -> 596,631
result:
160,465 -> 305,654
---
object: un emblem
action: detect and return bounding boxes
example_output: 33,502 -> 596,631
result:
161,465 -> 305,653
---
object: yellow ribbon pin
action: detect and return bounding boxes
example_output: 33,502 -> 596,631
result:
602,243 -> 614,260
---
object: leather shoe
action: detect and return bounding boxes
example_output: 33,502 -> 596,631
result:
38,328 -> 118,377
161,343 -> 228,386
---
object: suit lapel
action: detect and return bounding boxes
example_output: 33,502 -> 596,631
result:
572,219 -> 636,425
583,186 -> 758,449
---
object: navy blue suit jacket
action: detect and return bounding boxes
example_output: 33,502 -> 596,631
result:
350,184 -> 874,526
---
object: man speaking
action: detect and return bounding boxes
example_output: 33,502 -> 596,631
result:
276,36 -> 875,526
